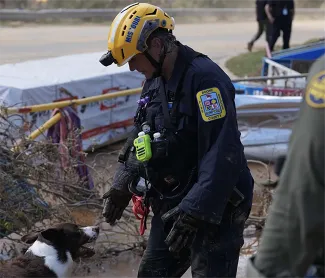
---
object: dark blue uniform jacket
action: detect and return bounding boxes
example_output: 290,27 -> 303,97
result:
161,43 -> 254,224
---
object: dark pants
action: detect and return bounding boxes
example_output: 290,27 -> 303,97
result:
137,200 -> 251,278
249,19 -> 272,46
269,17 -> 292,51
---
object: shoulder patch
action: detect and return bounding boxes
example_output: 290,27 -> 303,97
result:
306,70 -> 325,108
196,87 -> 226,122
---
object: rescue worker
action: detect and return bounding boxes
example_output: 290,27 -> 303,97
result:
99,3 -> 254,277
265,0 -> 295,51
246,55 -> 325,277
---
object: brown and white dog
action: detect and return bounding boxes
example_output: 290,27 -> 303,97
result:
0,223 -> 99,278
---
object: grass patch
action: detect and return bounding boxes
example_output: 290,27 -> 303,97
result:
225,48 -> 268,77
225,37 -> 324,77
225,45 -> 284,77
302,37 -> 325,45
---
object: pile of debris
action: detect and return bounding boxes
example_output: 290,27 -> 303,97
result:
0,114 -> 101,240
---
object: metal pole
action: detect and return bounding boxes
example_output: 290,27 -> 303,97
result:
232,74 -> 308,83
27,112 -> 62,140
12,112 -> 62,151
2,87 -> 142,116
1,75 -> 307,116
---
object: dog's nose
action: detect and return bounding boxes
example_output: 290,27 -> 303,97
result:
82,226 -> 100,238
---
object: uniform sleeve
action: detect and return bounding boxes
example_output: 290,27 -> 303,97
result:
276,62 -> 324,275
179,73 -> 245,224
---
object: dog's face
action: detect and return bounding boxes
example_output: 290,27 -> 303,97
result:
21,223 -> 99,260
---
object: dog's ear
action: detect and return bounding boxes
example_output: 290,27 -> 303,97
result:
21,232 -> 40,244
40,228 -> 60,242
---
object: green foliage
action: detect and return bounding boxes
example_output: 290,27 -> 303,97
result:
225,48 -> 269,78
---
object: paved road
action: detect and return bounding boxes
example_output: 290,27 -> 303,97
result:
1,20 -> 324,77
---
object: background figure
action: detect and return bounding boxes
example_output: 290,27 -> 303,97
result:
265,0 -> 295,52
246,55 -> 325,278
247,0 -> 270,52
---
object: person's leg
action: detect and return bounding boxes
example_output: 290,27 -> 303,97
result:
265,20 -> 273,48
248,20 -> 265,51
137,212 -> 191,278
269,19 -> 281,52
191,201 -> 251,278
282,19 -> 292,49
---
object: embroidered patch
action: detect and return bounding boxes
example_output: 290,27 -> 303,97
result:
306,70 -> 325,108
196,87 -> 226,122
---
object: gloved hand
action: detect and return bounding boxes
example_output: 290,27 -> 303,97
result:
162,206 -> 200,253
102,187 -> 132,225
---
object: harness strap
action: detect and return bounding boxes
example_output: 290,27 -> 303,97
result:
131,45 -> 206,233
159,47 -> 205,131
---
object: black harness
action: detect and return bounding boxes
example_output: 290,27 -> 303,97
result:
118,43 -> 206,202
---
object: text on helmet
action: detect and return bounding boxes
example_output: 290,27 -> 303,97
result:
126,16 -> 141,43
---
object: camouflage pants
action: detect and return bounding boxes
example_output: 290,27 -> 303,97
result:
137,200 -> 251,278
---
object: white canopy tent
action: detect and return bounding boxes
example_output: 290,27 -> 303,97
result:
0,52 -> 144,150
0,52 -> 302,160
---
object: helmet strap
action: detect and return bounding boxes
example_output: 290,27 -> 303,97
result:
144,46 -> 167,79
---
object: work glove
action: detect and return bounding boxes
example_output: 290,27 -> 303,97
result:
102,187 -> 132,225
162,206 -> 200,253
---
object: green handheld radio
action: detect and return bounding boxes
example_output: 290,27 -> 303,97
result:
133,132 -> 152,162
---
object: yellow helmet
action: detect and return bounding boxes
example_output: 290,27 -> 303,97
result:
99,2 -> 175,67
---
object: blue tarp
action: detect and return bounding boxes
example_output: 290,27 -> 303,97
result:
262,40 -> 325,76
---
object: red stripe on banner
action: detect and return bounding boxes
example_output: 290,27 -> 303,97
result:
81,118 -> 134,140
